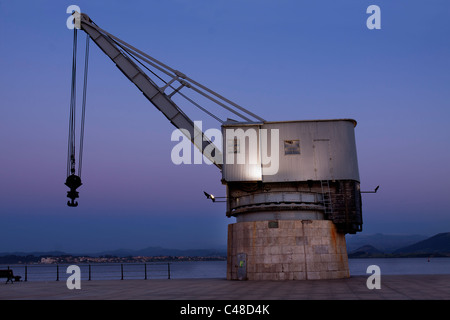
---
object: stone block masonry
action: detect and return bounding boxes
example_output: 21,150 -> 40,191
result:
227,220 -> 349,280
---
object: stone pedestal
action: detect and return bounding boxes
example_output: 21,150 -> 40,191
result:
227,220 -> 349,280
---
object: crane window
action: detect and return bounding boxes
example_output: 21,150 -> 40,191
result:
284,140 -> 300,155
227,137 -> 240,154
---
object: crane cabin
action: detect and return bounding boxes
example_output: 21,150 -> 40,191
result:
221,119 -> 362,235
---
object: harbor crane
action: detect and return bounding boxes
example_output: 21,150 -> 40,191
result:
66,12 -> 365,280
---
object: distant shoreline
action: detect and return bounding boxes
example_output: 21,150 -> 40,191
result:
0,254 -> 227,265
2,253 -> 450,265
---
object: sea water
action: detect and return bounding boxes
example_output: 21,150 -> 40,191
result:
348,257 -> 450,275
2,258 -> 449,282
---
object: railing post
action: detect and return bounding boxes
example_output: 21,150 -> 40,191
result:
121,264 -> 124,280
168,263 -> 171,279
56,264 -> 59,281
89,264 -> 91,281
144,263 -> 147,280
25,265 -> 28,282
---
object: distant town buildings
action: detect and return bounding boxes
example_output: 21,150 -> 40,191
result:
33,255 -> 225,264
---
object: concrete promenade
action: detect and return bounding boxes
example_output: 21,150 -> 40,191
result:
1,275 -> 449,300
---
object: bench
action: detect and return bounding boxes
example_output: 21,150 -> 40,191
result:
0,269 -> 21,284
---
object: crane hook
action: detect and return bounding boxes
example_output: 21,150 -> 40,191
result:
65,174 -> 82,207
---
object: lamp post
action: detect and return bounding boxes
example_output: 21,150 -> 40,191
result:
203,191 -> 227,203
361,185 -> 380,193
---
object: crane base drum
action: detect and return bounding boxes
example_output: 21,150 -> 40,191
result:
228,220 -> 349,280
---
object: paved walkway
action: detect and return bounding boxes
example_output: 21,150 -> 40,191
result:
1,275 -> 449,300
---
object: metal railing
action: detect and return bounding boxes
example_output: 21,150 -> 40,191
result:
1,263 -> 171,282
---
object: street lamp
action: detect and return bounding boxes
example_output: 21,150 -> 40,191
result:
203,191 -> 227,203
361,185 -> 380,193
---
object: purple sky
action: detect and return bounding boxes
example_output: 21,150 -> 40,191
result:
1,0 -> 449,253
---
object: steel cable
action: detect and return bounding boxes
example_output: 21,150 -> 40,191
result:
67,28 -> 78,177
78,33 -> 90,177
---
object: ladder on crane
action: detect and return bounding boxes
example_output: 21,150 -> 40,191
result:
320,180 -> 333,218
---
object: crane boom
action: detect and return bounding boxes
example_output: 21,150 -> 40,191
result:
79,13 -> 259,169
65,12 -> 266,206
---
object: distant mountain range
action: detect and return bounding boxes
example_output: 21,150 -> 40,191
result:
345,233 -> 429,253
393,233 -> 450,255
96,246 -> 227,258
1,233 -> 449,261
347,245 -> 384,258
348,232 -> 450,258
0,246 -> 227,259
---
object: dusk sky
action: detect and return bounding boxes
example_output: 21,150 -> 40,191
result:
1,0 -> 449,253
